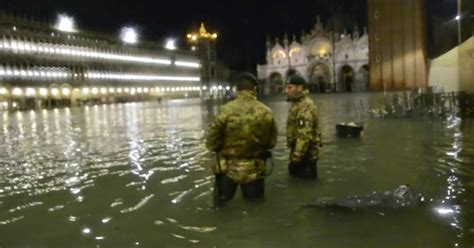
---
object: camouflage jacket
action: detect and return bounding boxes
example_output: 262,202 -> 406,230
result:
205,90 -> 278,184
287,92 -> 321,163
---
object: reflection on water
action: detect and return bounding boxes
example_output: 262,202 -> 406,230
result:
0,94 -> 473,247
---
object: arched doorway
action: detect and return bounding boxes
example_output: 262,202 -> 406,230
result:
340,65 -> 355,92
285,68 -> 299,78
269,72 -> 284,94
307,63 -> 330,93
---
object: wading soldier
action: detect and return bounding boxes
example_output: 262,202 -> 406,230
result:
285,75 -> 322,179
205,72 -> 277,204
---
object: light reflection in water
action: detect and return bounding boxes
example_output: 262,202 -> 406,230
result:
430,114 -> 468,248
435,207 -> 455,216
29,110 -> 38,147
15,111 -> 24,137
126,104 -> 146,179
102,217 -> 111,223
2,112 -> 8,135
82,227 -> 91,234
53,108 -> 60,131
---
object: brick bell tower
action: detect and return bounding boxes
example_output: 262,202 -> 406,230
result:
367,0 -> 428,91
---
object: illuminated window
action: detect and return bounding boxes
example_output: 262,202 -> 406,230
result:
289,48 -> 301,58
273,50 -> 286,58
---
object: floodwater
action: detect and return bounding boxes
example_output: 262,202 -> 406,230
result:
0,93 -> 473,247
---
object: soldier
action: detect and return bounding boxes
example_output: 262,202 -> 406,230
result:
205,72 -> 278,204
285,75 -> 322,179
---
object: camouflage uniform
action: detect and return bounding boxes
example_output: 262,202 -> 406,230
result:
206,90 -> 277,184
287,90 -> 321,178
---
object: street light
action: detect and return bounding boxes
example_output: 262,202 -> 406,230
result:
26,88 -> 36,96
186,23 -> 218,97
164,38 -> 176,50
120,26 -> 139,44
0,88 -> 7,95
51,88 -> 59,96
186,23 -> 217,42
55,13 -> 77,33
62,88 -> 71,96
456,0 -> 462,45
39,88 -> 48,97
12,88 -> 22,96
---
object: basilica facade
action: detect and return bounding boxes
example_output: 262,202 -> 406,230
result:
257,17 -> 369,94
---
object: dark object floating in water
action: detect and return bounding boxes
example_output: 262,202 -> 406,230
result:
302,184 -> 424,211
336,122 -> 364,137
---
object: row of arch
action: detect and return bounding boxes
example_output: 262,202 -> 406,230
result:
268,63 -> 369,93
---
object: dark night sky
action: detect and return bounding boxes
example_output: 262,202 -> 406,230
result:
0,0 -> 460,72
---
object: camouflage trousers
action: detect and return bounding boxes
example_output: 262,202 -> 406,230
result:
213,174 -> 264,204
288,157 -> 318,179
214,156 -> 266,184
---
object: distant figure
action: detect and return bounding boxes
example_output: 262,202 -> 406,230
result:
345,77 -> 353,92
157,97 -> 162,104
318,77 -> 326,93
285,75 -> 322,179
205,72 -> 278,204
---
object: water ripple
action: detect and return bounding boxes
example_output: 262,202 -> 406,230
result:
120,194 -> 154,213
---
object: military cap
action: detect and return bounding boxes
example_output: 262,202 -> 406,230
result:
287,75 -> 307,85
235,72 -> 258,86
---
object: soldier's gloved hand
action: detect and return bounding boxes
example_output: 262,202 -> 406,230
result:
290,153 -> 302,164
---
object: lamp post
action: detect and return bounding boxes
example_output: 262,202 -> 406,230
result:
456,0 -> 462,45
332,32 -> 337,93
186,23 -> 218,98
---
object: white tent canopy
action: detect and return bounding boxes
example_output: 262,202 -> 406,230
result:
429,36 -> 473,93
